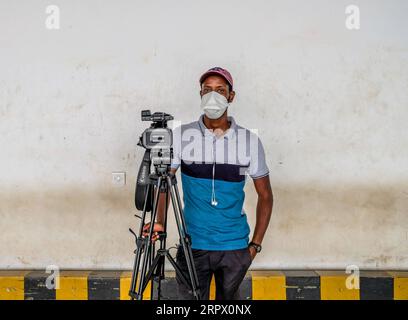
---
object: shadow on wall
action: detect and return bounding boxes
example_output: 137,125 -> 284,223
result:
1,182 -> 408,269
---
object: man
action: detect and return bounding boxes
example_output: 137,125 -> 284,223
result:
143,67 -> 273,300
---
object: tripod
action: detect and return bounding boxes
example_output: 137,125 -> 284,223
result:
128,165 -> 201,300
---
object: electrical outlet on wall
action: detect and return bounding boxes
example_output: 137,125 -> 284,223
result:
112,172 -> 126,187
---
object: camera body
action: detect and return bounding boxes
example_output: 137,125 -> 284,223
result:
135,110 -> 174,210
139,110 -> 174,166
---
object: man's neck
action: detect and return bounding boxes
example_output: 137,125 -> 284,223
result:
203,114 -> 231,134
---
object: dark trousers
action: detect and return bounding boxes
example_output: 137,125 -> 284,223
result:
175,245 -> 252,300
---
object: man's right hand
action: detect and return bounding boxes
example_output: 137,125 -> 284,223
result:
142,222 -> 164,243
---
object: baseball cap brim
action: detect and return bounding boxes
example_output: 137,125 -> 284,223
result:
199,70 -> 233,90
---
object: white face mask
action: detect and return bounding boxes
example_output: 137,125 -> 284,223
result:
200,91 -> 229,120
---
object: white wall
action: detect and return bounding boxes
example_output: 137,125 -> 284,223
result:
1,0 -> 407,270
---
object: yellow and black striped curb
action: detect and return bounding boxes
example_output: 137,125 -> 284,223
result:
1,270 -> 408,300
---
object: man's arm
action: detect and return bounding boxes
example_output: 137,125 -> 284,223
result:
143,167 -> 178,241
249,175 -> 273,258
156,167 -> 178,225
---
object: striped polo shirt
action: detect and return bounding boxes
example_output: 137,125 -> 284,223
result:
171,115 -> 269,251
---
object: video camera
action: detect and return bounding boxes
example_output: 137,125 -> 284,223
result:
135,110 -> 174,211
138,110 -> 174,165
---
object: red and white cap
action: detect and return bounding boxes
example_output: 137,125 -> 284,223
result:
199,67 -> 234,90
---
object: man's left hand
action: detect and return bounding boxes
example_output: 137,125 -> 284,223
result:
248,246 -> 257,261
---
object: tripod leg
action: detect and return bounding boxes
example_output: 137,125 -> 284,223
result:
137,176 -> 162,300
167,176 -> 201,300
166,251 -> 195,291
129,183 -> 152,300
155,187 -> 169,300
141,252 -> 163,294
172,181 -> 201,296
149,240 -> 155,297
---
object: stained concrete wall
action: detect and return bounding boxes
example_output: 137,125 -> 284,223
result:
0,0 -> 407,270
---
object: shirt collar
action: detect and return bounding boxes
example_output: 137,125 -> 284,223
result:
198,114 -> 237,140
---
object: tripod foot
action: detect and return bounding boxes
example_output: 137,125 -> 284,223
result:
129,291 -> 142,300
